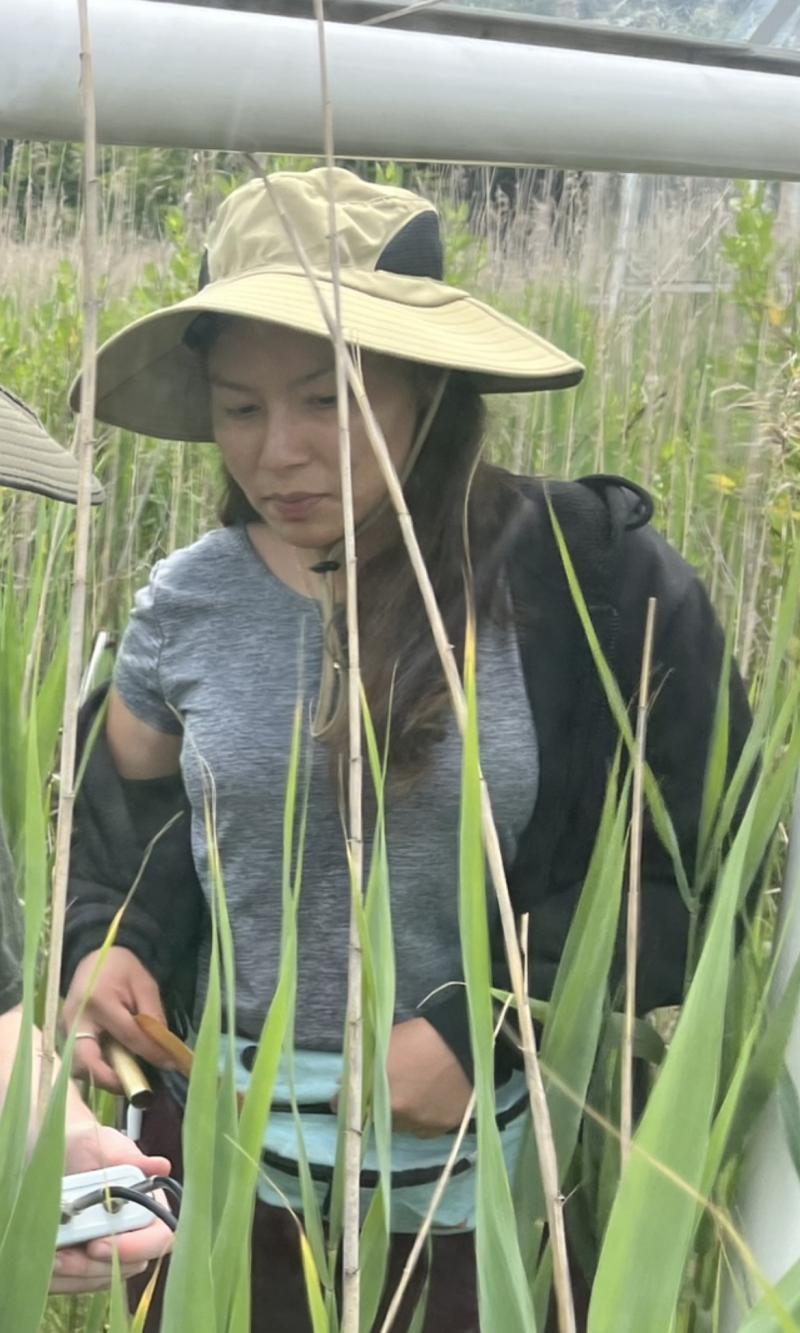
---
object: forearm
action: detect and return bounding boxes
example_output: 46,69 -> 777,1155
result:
0,1005 -> 94,1143
65,686 -> 204,995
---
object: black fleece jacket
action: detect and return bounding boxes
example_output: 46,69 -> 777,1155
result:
61,474 -> 752,1083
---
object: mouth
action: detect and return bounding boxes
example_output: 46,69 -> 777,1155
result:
266,493 -> 327,521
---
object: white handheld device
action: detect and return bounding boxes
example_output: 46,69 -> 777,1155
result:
57,1165 -> 157,1249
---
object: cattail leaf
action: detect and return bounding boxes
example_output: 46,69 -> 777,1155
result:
0,707 -> 49,1222
34,632 -> 68,785
159,928 -> 220,1332
701,548 -> 800,887
108,1251 -> 131,1333
741,727 -> 800,903
460,618 -> 538,1333
0,1061 -> 70,1333
588,790 -> 757,1333
546,497 -> 691,907
695,622 -> 733,879
716,951 -> 800,1173
517,749 -> 629,1257
777,1066 -> 800,1185
734,1256 -> 800,1333
300,1230 -> 330,1333
209,703 -> 306,1322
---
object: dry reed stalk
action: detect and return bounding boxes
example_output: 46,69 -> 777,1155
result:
335,381 -> 578,1333
311,7 -> 365,1330
378,991 -> 515,1333
537,1057 -> 789,1320
36,0 -> 100,1119
620,596 -> 657,1165
739,506 -> 771,682
241,161 -> 577,1333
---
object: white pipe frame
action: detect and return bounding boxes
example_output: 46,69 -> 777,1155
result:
1,0 -> 799,179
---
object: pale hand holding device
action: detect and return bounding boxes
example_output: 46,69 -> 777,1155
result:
51,1125 -> 174,1293
58,1164 -> 162,1249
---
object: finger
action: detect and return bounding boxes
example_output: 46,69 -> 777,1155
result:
53,1248 -> 149,1281
128,1152 -> 171,1179
50,1265 -> 148,1294
93,1001 -> 177,1071
65,1126 -> 172,1181
70,1032 -> 124,1094
87,1220 -> 173,1266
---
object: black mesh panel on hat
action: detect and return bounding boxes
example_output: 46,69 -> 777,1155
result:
375,211 -> 443,281
197,248 -> 210,291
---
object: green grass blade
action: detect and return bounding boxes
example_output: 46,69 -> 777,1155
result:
695,623 -> 733,879
210,702 -> 305,1320
300,1229 -> 331,1333
108,1253 -> 132,1333
460,618 -> 537,1333
0,1061 -> 71,1333
777,1066 -> 800,1184
546,496 -> 691,907
587,791 -> 757,1333
716,951 -> 800,1173
0,704 -> 49,1221
516,750 -> 629,1252
735,1257 -> 800,1333
160,864 -> 221,1332
357,689 -> 395,1331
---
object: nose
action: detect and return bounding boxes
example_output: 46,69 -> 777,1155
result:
257,403 -> 310,473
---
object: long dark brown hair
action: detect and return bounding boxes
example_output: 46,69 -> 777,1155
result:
187,314 -> 521,785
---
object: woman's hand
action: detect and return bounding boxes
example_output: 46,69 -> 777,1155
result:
51,1124 -> 173,1293
387,1017 -> 472,1138
62,947 -> 176,1093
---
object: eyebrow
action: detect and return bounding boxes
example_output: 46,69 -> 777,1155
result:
208,365 -> 335,393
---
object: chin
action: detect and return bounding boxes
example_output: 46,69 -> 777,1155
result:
271,519 -> 343,550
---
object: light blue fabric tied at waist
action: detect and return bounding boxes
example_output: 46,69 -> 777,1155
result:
228,1041 -> 531,1235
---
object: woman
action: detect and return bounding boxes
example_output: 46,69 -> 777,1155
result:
61,168 -> 751,1330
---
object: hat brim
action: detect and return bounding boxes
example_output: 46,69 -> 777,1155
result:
71,267 -> 584,442
0,387 -> 103,505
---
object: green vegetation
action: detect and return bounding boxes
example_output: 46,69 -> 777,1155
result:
0,145 -> 797,1331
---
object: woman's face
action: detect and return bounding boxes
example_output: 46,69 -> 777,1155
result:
208,319 -> 423,551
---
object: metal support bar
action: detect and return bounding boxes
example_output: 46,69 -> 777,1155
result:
750,0 -> 800,44
2,0 -> 800,178
145,0 -> 800,76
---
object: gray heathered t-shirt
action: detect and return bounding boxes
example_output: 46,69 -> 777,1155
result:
114,525 -> 538,1050
0,819 -> 24,1013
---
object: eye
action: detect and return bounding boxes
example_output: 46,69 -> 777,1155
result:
311,394 -> 338,409
224,403 -> 260,418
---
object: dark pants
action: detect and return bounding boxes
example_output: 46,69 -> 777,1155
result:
130,1087 -> 588,1332
130,1086 -> 478,1332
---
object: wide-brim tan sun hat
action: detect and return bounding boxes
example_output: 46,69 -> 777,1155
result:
0,386 -> 103,504
71,168 -> 584,443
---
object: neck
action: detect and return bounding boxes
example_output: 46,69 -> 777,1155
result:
246,518 -> 397,601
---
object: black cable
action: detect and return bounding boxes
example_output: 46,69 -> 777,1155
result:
138,1175 -> 183,1208
65,1185 -> 179,1232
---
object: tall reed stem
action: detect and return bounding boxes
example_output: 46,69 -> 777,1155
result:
621,596 -> 657,1165
311,7 -> 364,1330
37,0 -> 99,1118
